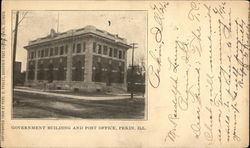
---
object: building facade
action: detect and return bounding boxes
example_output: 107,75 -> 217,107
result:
24,25 -> 131,92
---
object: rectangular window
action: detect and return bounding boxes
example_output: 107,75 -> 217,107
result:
55,47 -> 58,55
93,42 -> 96,53
103,46 -> 108,55
45,48 -> 49,57
65,45 -> 68,54
31,52 -> 34,59
83,42 -> 86,52
77,43 -> 81,53
109,48 -> 113,57
98,44 -> 102,54
60,46 -> 64,55
38,50 -> 41,58
41,50 -> 44,57
114,48 -> 118,57
119,50 -> 122,59
50,48 -> 53,56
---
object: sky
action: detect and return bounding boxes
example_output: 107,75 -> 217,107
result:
12,11 -> 147,72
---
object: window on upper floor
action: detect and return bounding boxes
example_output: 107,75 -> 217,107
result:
109,48 -> 113,57
38,50 -> 41,58
114,48 -> 118,57
60,46 -> 64,55
98,44 -> 102,54
77,43 -> 81,53
30,52 -> 34,59
55,47 -> 58,55
103,46 -> 108,55
45,48 -> 49,57
41,50 -> 44,57
93,42 -> 96,53
50,48 -> 53,56
118,50 -> 122,59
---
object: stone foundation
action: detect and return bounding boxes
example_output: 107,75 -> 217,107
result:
25,80 -> 127,93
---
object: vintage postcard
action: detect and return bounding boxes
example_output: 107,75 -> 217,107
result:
1,0 -> 249,147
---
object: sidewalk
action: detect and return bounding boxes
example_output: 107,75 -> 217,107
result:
14,88 -> 144,101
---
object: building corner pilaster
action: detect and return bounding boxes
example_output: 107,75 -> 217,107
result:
84,38 -> 93,83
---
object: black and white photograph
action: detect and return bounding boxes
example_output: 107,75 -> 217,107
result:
12,10 -> 147,119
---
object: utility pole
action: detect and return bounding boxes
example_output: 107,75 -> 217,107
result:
130,43 -> 138,100
13,11 -> 19,87
13,11 -> 19,67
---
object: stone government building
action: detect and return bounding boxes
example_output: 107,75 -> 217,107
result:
24,25 -> 131,92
